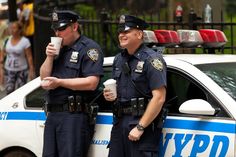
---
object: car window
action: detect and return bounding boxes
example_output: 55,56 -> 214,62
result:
165,69 -> 230,118
25,87 -> 45,108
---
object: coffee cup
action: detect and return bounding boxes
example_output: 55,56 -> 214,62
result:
103,79 -> 117,98
51,37 -> 62,55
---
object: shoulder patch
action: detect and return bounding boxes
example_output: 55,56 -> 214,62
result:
150,58 -> 163,71
87,49 -> 99,62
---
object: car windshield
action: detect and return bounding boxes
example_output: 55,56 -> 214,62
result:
197,63 -> 236,101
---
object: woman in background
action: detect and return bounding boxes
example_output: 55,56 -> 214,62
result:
0,21 -> 34,94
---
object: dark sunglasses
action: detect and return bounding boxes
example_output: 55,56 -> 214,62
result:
52,24 -> 70,32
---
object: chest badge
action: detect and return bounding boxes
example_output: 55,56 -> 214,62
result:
135,61 -> 144,73
70,51 -> 79,63
87,49 -> 99,62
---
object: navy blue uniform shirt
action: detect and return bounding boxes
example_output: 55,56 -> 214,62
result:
112,44 -> 166,102
46,35 -> 104,104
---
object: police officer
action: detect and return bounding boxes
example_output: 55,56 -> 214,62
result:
40,10 -> 103,157
103,15 -> 166,157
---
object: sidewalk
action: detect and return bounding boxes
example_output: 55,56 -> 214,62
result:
0,90 -> 6,99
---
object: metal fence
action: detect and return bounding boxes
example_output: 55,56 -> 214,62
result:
33,8 -> 236,75
76,10 -> 236,55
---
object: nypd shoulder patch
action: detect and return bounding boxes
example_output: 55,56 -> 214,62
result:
150,58 -> 163,71
87,49 -> 99,62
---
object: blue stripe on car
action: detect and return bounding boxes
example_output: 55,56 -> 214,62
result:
1,112 -> 235,134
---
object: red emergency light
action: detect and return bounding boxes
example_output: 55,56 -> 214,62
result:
153,30 -> 180,47
199,29 -> 228,48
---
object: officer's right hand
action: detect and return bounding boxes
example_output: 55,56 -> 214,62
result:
46,43 -> 57,57
103,88 -> 116,101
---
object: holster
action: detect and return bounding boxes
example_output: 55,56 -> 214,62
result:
87,103 -> 99,125
131,98 -> 147,116
68,95 -> 83,112
43,101 -> 48,117
155,107 -> 168,128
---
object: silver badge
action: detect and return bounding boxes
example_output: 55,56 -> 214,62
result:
87,49 -> 99,62
52,12 -> 58,22
119,15 -> 125,24
135,61 -> 144,73
70,51 -> 79,63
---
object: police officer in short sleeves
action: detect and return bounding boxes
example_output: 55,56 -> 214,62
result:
103,15 -> 167,157
40,10 -> 104,157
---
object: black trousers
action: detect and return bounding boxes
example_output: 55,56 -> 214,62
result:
42,112 -> 94,157
108,115 -> 161,157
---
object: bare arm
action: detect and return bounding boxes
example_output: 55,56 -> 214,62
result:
40,43 -> 56,79
41,75 -> 100,91
25,47 -> 35,80
139,86 -> 166,128
128,86 -> 166,141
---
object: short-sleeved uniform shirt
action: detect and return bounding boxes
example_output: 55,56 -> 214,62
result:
112,44 -> 166,102
46,35 -> 104,104
4,36 -> 31,71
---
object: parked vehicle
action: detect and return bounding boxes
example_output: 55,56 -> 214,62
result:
0,54 -> 236,156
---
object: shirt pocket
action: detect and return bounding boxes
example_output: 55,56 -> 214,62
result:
132,72 -> 146,83
65,62 -> 80,77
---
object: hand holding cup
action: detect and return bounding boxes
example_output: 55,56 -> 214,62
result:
50,37 -> 62,55
103,79 -> 117,100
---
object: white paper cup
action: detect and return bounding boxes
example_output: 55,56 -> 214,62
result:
103,79 -> 117,98
51,37 -> 62,55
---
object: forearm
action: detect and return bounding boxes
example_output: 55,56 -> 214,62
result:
139,86 -> 166,128
40,56 -> 54,79
57,76 -> 100,91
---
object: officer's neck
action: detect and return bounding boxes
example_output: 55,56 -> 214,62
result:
68,33 -> 80,47
127,42 -> 142,55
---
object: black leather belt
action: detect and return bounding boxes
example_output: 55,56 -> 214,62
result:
47,103 -> 70,112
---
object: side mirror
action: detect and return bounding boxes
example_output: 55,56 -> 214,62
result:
179,99 -> 216,115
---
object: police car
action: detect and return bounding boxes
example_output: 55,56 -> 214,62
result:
0,54 -> 236,157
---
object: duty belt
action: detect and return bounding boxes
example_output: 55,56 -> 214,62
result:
114,98 -> 148,117
47,103 -> 70,112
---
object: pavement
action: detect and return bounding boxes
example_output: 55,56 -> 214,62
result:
0,89 -> 6,99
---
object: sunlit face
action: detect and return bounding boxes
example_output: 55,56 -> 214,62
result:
118,29 -> 143,54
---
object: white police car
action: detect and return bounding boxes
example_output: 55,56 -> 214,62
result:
0,54 -> 236,157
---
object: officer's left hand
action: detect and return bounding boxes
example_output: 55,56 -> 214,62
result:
41,77 -> 60,90
128,126 -> 144,141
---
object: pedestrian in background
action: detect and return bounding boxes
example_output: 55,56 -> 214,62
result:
0,21 -> 34,94
18,0 -> 35,59
103,15 -> 167,157
0,19 -> 9,91
40,10 -> 104,157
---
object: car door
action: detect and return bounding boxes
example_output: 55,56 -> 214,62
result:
161,69 -> 236,157
25,86 -> 46,156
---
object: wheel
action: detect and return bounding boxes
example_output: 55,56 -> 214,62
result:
3,149 -> 35,157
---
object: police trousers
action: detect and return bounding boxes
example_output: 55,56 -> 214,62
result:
42,112 -> 94,157
108,115 -> 161,157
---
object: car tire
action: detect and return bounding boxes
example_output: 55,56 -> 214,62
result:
3,149 -> 35,157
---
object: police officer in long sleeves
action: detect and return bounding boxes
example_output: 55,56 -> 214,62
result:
40,10 -> 104,157
103,15 -> 167,157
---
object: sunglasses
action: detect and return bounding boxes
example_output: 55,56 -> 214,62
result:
52,24 -> 71,32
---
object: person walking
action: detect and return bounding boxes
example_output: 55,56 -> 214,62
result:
103,15 -> 167,157
0,21 -> 34,94
40,10 -> 104,157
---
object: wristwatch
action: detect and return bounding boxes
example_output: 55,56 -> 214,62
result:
136,124 -> 145,131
